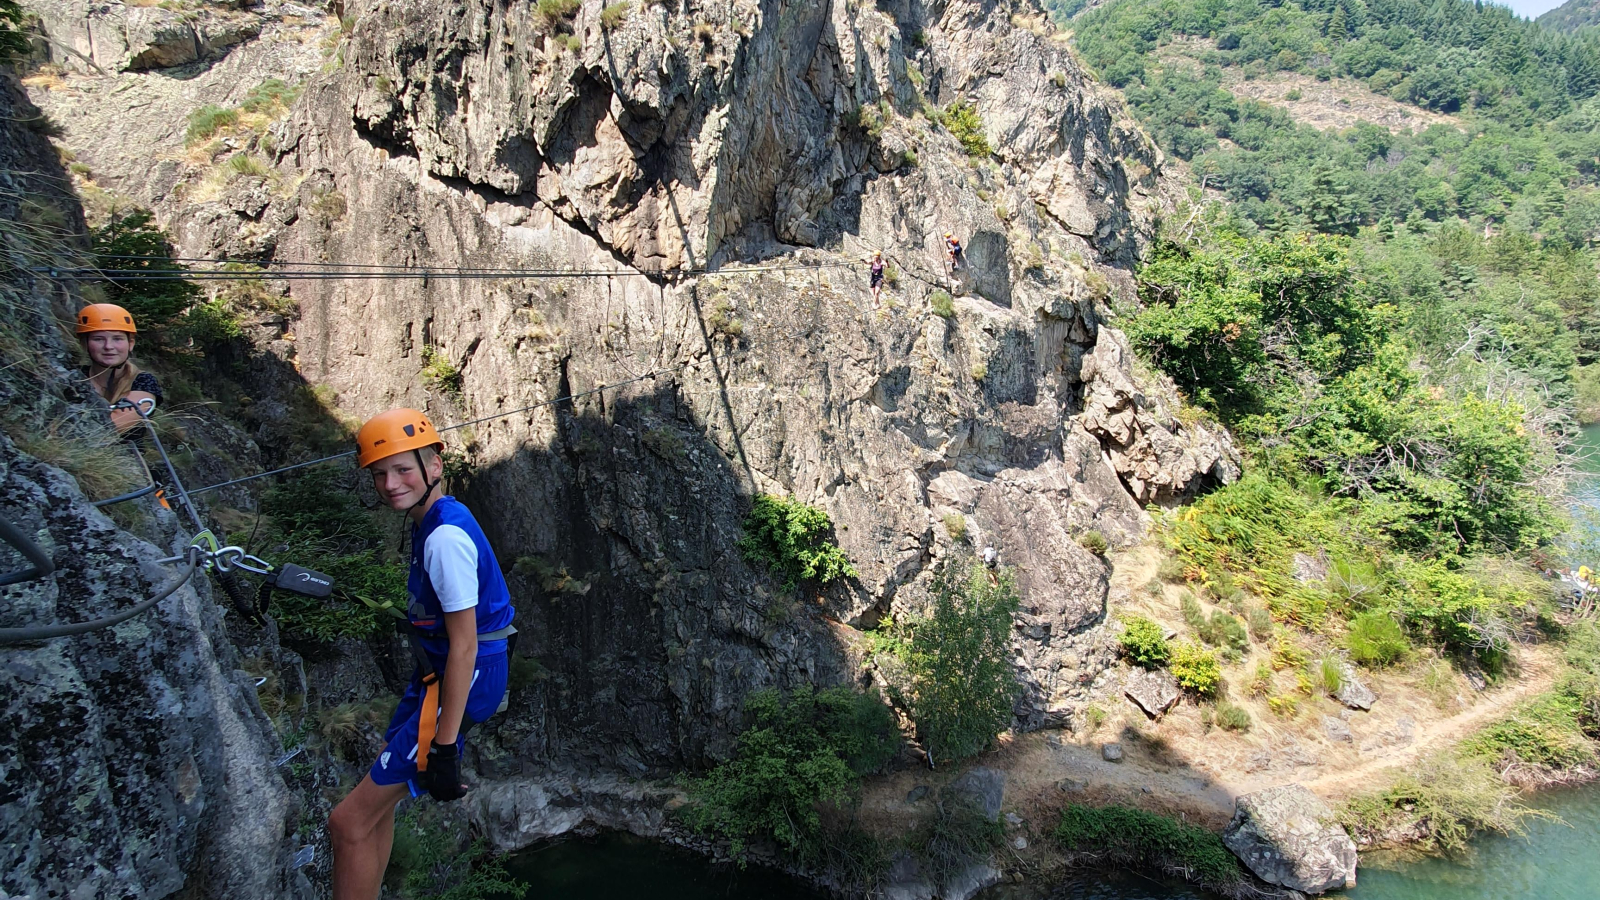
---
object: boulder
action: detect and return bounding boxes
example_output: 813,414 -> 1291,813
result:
1223,785 -> 1358,893
1124,668 -> 1181,719
943,767 -> 1004,819
1101,742 -> 1125,762
1333,664 -> 1376,710
1323,716 -> 1353,744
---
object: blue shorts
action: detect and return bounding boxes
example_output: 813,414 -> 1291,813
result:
369,650 -> 508,794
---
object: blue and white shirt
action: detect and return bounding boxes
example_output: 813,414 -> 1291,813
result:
406,497 -> 515,656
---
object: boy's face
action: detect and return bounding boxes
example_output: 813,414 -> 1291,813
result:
369,451 -> 441,510
84,331 -> 132,368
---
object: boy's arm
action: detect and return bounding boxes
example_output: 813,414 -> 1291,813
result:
435,610 -> 477,743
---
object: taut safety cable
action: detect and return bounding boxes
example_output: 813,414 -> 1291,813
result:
187,315 -> 819,497
34,258 -> 856,282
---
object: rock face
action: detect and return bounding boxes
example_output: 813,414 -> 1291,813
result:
1223,785 -> 1358,894
470,776 -> 682,852
1123,668 -> 1181,719
32,0 -> 264,73
943,766 -> 1005,819
22,0 -> 1243,877
0,83 -> 302,900
1078,328 -> 1240,505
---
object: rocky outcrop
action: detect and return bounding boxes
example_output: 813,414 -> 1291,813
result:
470,775 -> 682,852
1078,327 -> 1240,505
1222,785 -> 1358,894
0,81 -> 303,900
25,0 -> 1236,787
31,0 -> 266,73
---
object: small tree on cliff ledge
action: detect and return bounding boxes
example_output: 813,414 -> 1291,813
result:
874,554 -> 1020,765
739,493 -> 857,591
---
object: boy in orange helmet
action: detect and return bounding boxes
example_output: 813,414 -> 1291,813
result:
327,409 -> 516,900
75,303 -> 161,433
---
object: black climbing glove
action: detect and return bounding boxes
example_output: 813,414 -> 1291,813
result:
421,740 -> 466,802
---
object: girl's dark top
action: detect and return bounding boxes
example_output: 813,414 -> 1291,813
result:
128,371 -> 163,403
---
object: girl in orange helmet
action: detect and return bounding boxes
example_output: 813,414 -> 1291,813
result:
328,408 -> 516,900
75,303 -> 161,433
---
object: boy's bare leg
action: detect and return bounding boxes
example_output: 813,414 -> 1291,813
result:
330,775 -> 411,900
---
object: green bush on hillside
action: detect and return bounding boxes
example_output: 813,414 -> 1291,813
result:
686,686 -> 899,861
1345,609 -> 1411,666
1169,641 -> 1222,696
938,101 -> 991,158
254,468 -> 404,642
1052,803 -> 1243,887
738,493 -> 857,591
1120,616 -> 1171,668
90,211 -> 200,329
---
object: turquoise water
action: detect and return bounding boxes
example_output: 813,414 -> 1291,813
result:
1347,783 -> 1600,900
498,426 -> 1600,898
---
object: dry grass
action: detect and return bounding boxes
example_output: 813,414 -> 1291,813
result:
8,415 -> 146,501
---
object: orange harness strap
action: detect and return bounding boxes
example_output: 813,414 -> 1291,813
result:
415,674 -> 441,772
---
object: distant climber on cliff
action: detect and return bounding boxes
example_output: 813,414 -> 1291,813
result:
328,409 -> 517,900
944,232 -> 966,274
76,303 -> 161,433
867,250 -> 887,306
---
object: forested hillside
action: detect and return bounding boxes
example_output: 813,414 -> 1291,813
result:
1069,0 -> 1600,422
1059,1 -> 1600,850
1540,0 -> 1600,33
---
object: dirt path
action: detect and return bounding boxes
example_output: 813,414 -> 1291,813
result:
860,543 -> 1565,835
1303,653 -> 1557,800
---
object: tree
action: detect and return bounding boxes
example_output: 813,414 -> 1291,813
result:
0,1 -> 28,61
1306,163 -> 1360,236
874,555 -> 1020,764
90,210 -> 199,327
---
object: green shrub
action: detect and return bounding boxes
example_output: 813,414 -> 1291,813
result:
1169,641 -> 1222,696
1079,529 -> 1108,555
687,686 -> 899,861
226,153 -> 269,177
1346,609 -> 1410,666
1052,804 -> 1243,888
1215,699 -> 1251,731
181,298 -> 244,348
929,290 -> 954,317
1119,616 -> 1171,669
1156,555 -> 1188,583
239,78 -> 299,115
872,555 -> 1020,764
420,346 -> 463,397
1180,591 -> 1206,631
1245,603 -> 1273,639
0,0 -> 27,61
90,210 -> 200,330
388,808 -> 526,900
738,493 -> 857,590
1200,610 -> 1249,653
1462,692 -> 1597,771
535,0 -> 580,30
599,1 -> 632,29
254,468 -> 404,642
186,105 -> 239,144
942,513 -> 968,543
1312,656 -> 1344,695
938,101 -> 991,158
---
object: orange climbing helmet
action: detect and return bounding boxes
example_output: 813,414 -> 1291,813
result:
357,408 -> 443,468
76,303 -> 137,334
